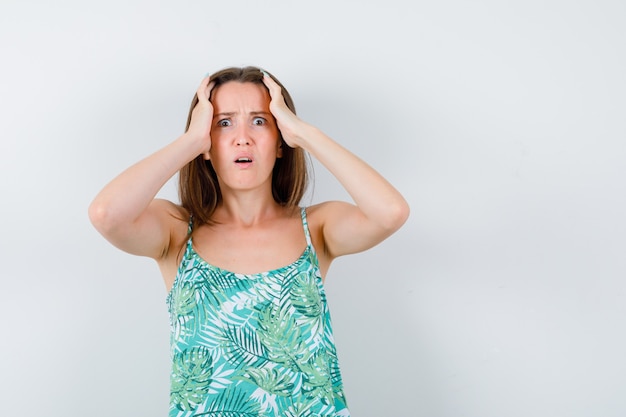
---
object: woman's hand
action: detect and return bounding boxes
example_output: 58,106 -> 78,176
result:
262,71 -> 308,148
186,76 -> 216,156
260,70 -> 409,263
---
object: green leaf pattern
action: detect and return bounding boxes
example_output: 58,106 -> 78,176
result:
166,209 -> 350,417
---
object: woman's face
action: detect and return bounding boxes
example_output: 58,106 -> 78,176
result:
208,81 -> 282,192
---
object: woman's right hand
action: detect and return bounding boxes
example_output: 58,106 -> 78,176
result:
186,76 -> 216,157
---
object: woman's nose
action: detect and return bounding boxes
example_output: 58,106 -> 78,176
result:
235,127 -> 251,145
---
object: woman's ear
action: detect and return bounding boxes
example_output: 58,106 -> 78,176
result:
276,141 -> 283,158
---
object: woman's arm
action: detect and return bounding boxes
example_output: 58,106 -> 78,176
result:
262,73 -> 410,259
88,77 -> 215,259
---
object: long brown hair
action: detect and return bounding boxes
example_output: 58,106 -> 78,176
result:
178,66 -> 309,226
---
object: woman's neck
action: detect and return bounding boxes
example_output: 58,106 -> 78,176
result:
214,192 -> 285,227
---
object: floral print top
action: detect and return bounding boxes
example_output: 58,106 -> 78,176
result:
167,208 -> 350,417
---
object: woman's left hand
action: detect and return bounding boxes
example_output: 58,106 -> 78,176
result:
262,71 -> 308,148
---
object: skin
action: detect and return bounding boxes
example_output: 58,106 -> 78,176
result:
89,73 -> 410,292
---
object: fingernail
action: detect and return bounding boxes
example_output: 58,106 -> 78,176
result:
260,69 -> 268,77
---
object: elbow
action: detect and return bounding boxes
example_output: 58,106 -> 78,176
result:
88,198 -> 119,236
88,199 -> 107,233
383,198 -> 410,233
396,199 -> 411,229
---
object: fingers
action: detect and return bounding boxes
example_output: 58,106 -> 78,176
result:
187,76 -> 216,151
261,70 -> 282,100
261,71 -> 294,121
196,76 -> 215,102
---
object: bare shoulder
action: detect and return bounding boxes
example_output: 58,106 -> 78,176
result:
306,198 -> 405,260
151,198 -> 188,222
305,201 -> 353,227
153,199 -> 190,290
304,201 -> 354,271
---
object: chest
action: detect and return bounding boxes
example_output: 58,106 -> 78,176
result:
191,219 -> 307,275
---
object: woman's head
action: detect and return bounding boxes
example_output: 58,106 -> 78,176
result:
178,66 -> 309,225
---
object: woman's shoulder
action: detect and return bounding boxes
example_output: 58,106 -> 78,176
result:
151,197 -> 187,213
150,199 -> 190,229
305,200 -> 354,221
303,201 -> 353,241
303,201 -> 353,276
153,199 -> 192,287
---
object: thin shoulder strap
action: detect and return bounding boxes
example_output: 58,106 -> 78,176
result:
300,207 -> 313,247
187,216 -> 194,234
185,216 -> 194,250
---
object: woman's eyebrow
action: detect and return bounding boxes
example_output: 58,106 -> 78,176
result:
213,111 -> 237,118
213,110 -> 271,118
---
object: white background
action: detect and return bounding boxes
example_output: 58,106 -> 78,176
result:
1,0 -> 625,416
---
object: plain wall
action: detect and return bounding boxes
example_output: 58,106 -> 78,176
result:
1,0 -> 625,416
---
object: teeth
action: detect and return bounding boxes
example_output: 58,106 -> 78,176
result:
236,158 -> 252,162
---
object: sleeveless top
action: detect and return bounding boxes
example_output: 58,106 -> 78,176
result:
166,208 -> 350,417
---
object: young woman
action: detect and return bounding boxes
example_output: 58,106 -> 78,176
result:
89,66 -> 409,416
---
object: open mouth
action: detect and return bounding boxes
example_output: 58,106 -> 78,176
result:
235,157 -> 253,164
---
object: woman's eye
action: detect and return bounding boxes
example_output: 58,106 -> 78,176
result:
252,117 -> 266,126
218,119 -> 232,127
